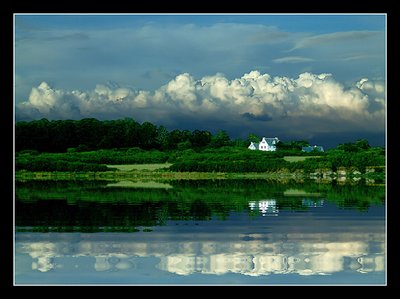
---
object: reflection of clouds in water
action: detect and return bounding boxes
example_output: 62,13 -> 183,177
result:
28,242 -> 58,272
161,250 -> 385,277
94,255 -> 133,272
17,235 -> 384,276
32,256 -> 55,272
357,255 -> 385,274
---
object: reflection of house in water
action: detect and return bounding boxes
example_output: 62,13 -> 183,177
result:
249,200 -> 279,216
301,199 -> 324,208
249,199 -> 324,216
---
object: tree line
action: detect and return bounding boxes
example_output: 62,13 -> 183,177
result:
15,118 -> 236,152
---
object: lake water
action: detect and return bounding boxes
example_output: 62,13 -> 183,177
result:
14,179 -> 386,285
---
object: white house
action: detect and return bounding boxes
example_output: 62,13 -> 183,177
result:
248,137 -> 279,151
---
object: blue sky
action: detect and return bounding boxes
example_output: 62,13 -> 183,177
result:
14,14 -> 386,147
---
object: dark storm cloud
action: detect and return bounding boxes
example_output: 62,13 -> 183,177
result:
241,112 -> 273,122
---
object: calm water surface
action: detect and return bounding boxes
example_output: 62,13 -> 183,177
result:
15,179 -> 385,285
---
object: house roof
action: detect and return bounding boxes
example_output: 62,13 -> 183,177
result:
249,142 -> 259,148
261,137 -> 279,147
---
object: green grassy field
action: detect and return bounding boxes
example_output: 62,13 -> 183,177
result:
106,163 -> 172,171
283,156 -> 321,162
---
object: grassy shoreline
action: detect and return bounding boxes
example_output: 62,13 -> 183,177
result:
15,169 -> 385,184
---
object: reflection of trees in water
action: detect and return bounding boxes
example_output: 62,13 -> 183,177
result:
15,179 -> 385,231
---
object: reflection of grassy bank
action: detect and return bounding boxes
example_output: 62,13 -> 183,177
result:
106,180 -> 173,189
283,189 -> 322,197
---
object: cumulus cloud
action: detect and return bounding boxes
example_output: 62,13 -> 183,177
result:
16,71 -> 385,139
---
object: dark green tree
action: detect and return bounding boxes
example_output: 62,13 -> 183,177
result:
50,120 -> 78,152
210,130 -> 232,148
75,118 -> 102,150
355,139 -> 371,150
246,133 -> 260,144
139,121 -> 158,150
190,130 -> 212,149
156,125 -> 169,150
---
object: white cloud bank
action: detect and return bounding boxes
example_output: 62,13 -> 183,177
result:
16,71 -> 385,137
